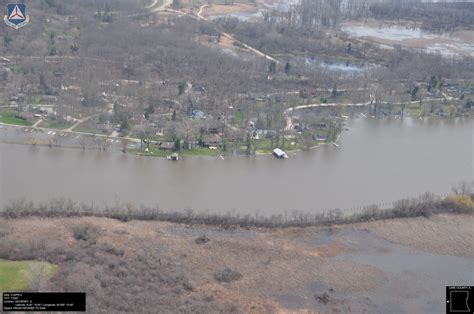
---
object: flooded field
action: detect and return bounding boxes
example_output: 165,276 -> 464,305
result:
342,23 -> 474,57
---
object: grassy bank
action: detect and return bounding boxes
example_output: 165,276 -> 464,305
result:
38,120 -> 74,130
0,111 -> 34,126
0,260 -> 57,292
1,190 -> 472,229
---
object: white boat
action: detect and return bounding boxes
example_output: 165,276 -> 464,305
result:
272,148 -> 289,159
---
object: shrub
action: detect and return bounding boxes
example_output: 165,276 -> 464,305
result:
443,195 -> 474,213
214,268 -> 242,283
71,223 -> 102,244
0,220 -> 9,238
183,280 -> 196,291
195,234 -> 210,244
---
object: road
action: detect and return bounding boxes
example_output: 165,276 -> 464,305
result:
197,4 -> 208,18
148,1 -> 280,64
283,95 -> 454,130
150,0 -> 173,12
65,114 -> 99,132
0,55 -> 122,65
0,122 -> 140,143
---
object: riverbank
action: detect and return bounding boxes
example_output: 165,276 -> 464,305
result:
2,191 -> 472,228
0,113 -> 452,159
1,210 -> 472,312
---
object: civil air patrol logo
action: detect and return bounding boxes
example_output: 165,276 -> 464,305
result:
4,4 -> 30,29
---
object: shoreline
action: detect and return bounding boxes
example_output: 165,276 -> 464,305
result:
1,114 -> 472,159
2,191 -> 472,229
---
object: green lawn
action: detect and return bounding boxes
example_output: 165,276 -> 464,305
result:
0,260 -> 58,292
232,111 -> 244,127
182,147 -> 222,157
138,144 -> 170,157
253,138 -> 304,154
39,120 -> 73,130
0,111 -> 34,126
73,117 -> 108,134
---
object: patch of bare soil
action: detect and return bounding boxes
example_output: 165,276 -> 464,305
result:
202,3 -> 258,17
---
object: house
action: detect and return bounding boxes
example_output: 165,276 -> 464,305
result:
299,88 -> 319,99
313,134 -> 327,142
159,142 -> 175,151
202,134 -> 222,149
37,107 -> 57,117
191,109 -> 205,119
41,95 -> 57,103
16,112 -> 34,121
192,85 -> 208,94
272,148 -> 289,159
0,56 -> 11,64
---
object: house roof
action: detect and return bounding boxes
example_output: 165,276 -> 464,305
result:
159,142 -> 174,149
192,110 -> 205,119
203,134 -> 222,144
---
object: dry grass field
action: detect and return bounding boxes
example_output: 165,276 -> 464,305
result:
0,213 -> 472,312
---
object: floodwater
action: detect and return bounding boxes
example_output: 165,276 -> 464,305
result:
332,229 -> 473,313
0,117 -> 472,215
341,24 -> 474,57
278,228 -> 474,313
342,25 -> 428,42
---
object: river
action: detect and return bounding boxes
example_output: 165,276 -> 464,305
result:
0,117 -> 472,215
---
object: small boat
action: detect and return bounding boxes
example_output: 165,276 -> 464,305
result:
167,153 -> 180,161
332,142 -> 340,147
272,148 -> 289,159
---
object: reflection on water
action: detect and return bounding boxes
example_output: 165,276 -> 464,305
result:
341,24 -> 474,57
297,55 -> 376,75
0,117 -> 472,214
342,25 -> 427,41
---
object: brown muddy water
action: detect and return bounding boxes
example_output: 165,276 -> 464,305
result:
0,117 -> 472,215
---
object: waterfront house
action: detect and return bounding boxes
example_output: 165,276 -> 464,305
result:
202,134 -> 222,149
191,109 -> 205,120
159,142 -> 175,151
